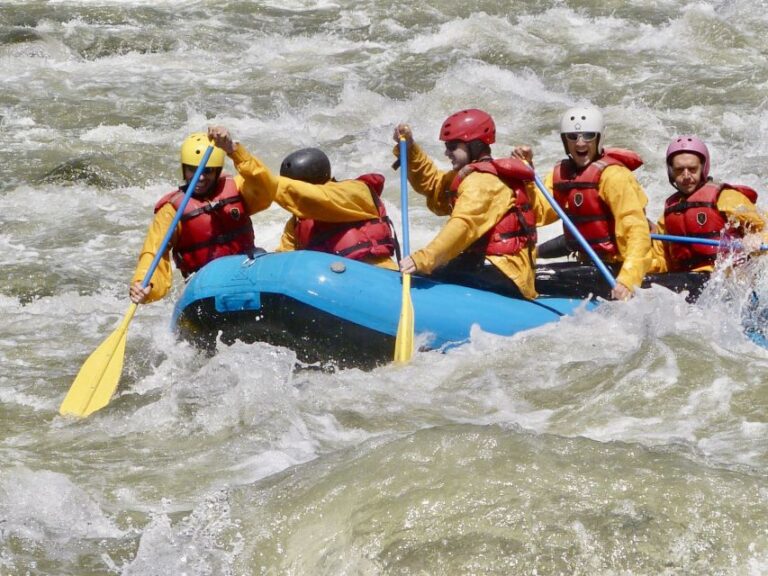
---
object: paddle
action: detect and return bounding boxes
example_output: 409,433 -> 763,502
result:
531,172 -> 618,288
59,145 -> 215,418
651,233 -> 768,251
394,136 -> 415,362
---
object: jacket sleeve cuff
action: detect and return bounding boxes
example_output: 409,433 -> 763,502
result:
229,142 -> 251,166
411,250 -> 433,275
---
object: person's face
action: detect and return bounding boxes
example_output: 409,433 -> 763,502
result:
183,165 -> 219,197
670,153 -> 703,195
564,132 -> 599,169
444,140 -> 471,170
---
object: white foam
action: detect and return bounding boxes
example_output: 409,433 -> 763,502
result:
0,467 -> 123,541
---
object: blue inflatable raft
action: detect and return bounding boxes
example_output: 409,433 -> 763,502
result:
171,252 -> 598,368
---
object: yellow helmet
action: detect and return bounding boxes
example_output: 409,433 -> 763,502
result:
180,132 -> 226,168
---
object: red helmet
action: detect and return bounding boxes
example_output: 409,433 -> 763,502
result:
439,109 -> 496,145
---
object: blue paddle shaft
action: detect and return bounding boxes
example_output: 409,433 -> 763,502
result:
533,173 -> 617,288
651,233 -> 720,247
140,146 -> 214,289
651,233 -> 768,252
399,138 -> 410,255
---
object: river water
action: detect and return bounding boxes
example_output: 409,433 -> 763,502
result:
2,1 -> 768,574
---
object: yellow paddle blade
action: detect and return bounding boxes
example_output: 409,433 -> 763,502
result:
59,304 -> 137,418
394,273 -> 415,363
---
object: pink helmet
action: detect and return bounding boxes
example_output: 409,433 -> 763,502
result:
665,135 -> 710,184
439,109 -> 496,145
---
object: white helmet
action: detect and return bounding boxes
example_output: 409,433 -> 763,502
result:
560,106 -> 604,134
559,106 -> 605,156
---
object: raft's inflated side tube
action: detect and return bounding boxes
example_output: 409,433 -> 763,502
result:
535,261 -> 709,302
172,252 -> 595,368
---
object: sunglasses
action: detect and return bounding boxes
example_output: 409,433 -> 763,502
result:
183,165 -> 218,175
445,140 -> 462,152
564,132 -> 598,142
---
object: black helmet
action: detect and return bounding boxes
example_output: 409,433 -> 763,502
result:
279,148 -> 331,184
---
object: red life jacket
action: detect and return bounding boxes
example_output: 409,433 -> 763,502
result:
663,181 -> 758,271
154,176 -> 255,277
448,157 -> 538,256
552,148 -> 644,257
294,173 -> 397,260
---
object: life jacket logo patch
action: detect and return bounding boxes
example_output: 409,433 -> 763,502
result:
230,207 -> 241,221
573,192 -> 584,208
696,212 -> 707,226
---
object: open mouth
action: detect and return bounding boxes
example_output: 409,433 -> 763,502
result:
572,149 -> 591,162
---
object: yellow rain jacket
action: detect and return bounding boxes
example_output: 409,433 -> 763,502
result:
536,165 -> 652,291
131,147 -> 273,303
649,187 -> 766,273
395,142 -> 539,299
232,146 -> 398,271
